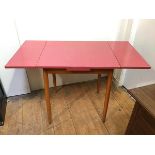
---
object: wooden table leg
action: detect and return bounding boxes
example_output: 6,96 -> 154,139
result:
97,74 -> 101,93
53,74 -> 57,92
103,69 -> 113,122
43,69 -> 52,124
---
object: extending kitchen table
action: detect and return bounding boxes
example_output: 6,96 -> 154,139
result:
5,41 -> 150,124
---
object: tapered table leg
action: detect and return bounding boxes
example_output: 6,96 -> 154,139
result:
52,74 -> 57,92
43,69 -> 52,124
103,69 -> 113,122
97,74 -> 101,93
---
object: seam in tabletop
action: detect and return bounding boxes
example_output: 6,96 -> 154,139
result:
106,41 -> 121,68
35,41 -> 47,67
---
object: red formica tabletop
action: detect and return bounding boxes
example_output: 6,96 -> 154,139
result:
5,40 -> 150,70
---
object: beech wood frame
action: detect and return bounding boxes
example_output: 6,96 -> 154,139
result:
43,68 -> 113,124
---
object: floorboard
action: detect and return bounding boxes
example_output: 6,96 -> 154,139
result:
0,78 -> 134,135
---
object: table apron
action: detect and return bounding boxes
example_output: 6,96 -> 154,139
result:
44,68 -> 113,74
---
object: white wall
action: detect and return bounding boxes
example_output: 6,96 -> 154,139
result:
12,1 -> 129,90
113,19 -> 133,83
122,19 -> 155,89
0,10 -> 30,96
23,18 -> 126,90
0,0 -> 131,93
24,19 -> 128,90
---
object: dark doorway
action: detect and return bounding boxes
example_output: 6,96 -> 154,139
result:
0,80 -> 7,126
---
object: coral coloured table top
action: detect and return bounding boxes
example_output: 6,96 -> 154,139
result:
5,40 -> 150,70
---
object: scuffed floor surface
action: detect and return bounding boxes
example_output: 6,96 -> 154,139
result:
0,78 -> 135,135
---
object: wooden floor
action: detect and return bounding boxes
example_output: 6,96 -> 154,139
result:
0,78 -> 135,135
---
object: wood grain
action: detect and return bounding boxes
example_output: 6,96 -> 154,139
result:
43,69 -> 52,124
52,87 -> 76,135
126,84 -> 155,135
103,70 -> 113,122
0,78 -> 134,135
129,84 -> 155,117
